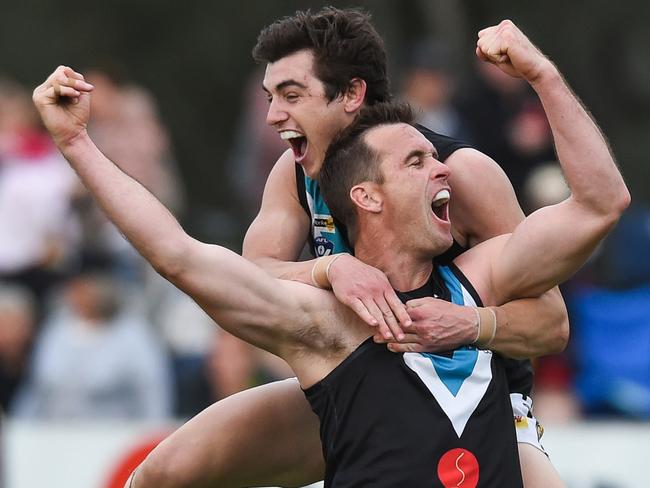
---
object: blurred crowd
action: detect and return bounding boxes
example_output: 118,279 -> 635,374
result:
0,43 -> 648,426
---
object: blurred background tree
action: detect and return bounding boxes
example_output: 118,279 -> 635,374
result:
2,0 -> 648,247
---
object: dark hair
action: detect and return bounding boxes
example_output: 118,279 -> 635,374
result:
319,102 -> 414,242
252,7 -> 390,105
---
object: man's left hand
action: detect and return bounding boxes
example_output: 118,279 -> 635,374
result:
375,297 -> 478,353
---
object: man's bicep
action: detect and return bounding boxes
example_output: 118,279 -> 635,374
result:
492,201 -> 608,302
447,148 -> 524,247
243,150 -> 310,263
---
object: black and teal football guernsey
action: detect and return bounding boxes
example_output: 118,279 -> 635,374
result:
303,263 -> 524,487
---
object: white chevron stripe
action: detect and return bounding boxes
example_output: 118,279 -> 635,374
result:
404,350 -> 493,437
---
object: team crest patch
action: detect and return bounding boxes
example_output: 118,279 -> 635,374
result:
437,448 -> 479,488
314,236 -> 334,257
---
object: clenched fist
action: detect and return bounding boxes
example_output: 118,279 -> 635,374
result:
32,65 -> 94,148
476,20 -> 555,84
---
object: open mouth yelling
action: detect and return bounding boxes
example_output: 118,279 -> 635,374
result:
431,189 -> 450,223
280,130 -> 309,163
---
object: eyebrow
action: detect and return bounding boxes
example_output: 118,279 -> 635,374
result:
262,79 -> 308,94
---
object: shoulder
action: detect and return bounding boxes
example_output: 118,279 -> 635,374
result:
453,234 -> 511,306
264,149 -> 299,195
415,124 -> 472,161
257,148 -> 305,214
446,148 -> 524,247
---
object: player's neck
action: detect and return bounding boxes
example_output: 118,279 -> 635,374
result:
355,231 -> 433,292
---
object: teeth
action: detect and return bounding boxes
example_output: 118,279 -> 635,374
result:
432,189 -> 450,207
280,130 -> 303,140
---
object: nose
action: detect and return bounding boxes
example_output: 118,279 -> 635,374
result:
430,158 -> 451,181
265,98 -> 288,126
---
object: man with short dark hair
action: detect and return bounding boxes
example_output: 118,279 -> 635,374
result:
35,19 -> 628,487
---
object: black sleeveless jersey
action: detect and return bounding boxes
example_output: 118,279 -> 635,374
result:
303,264 -> 524,487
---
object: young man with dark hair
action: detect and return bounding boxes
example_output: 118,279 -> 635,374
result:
252,7 -> 391,106
129,9 -> 572,488
35,19 -> 628,487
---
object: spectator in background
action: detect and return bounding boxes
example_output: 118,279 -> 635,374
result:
0,78 -> 79,316
0,284 -> 36,412
72,66 -> 185,283
11,268 -> 172,420
398,41 -> 470,141
569,205 -> 650,418
85,67 -> 183,212
457,59 -> 556,199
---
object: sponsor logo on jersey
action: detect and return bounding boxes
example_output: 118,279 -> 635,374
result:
437,448 -> 479,488
313,214 -> 335,232
514,415 -> 529,429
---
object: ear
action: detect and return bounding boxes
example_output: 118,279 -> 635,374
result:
343,78 -> 367,114
350,182 -> 382,214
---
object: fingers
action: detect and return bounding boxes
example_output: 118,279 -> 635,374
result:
405,297 -> 432,309
42,66 -> 94,101
374,332 -> 419,344
384,290 -> 412,328
378,303 -> 404,341
476,21 -> 514,64
387,342 -> 425,354
349,298 -> 379,328
361,298 -> 398,340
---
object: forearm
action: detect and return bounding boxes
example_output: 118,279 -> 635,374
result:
490,287 -> 569,359
531,64 -> 629,214
59,132 -> 187,274
246,254 -> 317,285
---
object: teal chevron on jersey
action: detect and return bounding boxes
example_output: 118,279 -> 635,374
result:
421,348 -> 479,396
438,265 -> 467,305
404,265 -> 492,437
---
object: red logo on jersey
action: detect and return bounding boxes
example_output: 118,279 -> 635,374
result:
437,448 -> 479,488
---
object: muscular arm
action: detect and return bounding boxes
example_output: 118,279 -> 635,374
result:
448,148 -> 570,357
463,22 -> 630,308
242,149 -> 315,282
32,67 -> 323,361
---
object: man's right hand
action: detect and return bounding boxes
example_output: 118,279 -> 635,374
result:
32,66 -> 94,149
327,254 -> 411,340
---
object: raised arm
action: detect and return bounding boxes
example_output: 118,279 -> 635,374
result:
32,66 -> 311,357
465,21 -> 630,306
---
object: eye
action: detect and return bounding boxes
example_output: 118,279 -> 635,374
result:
265,94 -> 273,104
285,92 -> 299,102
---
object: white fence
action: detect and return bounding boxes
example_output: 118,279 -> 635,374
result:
2,420 -> 649,487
